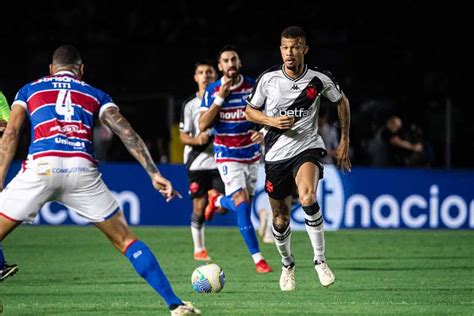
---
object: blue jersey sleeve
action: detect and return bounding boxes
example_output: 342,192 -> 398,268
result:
95,88 -> 118,117
12,84 -> 30,109
200,84 -> 215,111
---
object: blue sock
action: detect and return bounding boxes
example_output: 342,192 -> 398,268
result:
235,201 -> 260,255
220,195 -> 237,212
0,241 -> 4,269
125,240 -> 182,308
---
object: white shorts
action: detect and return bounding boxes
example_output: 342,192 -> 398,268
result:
0,156 -> 119,223
216,161 -> 258,196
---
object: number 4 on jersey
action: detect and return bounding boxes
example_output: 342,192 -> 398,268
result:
55,89 -> 74,122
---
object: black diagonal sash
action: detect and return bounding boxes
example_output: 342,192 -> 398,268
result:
185,136 -> 214,170
264,76 -> 324,157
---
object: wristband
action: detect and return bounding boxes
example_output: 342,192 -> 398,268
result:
214,96 -> 225,106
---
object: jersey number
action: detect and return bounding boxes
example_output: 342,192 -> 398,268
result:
55,89 -> 74,122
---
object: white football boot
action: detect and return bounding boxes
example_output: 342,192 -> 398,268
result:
280,264 -> 296,291
315,261 -> 335,287
171,301 -> 201,315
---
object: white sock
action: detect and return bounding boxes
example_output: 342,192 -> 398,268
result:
191,225 -> 205,253
304,210 -> 326,262
272,224 -> 294,266
216,196 -> 222,208
251,252 -> 263,263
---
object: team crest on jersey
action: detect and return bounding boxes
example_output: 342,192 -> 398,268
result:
306,85 -> 318,100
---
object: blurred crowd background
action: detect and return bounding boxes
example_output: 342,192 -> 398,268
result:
1,1 -> 471,168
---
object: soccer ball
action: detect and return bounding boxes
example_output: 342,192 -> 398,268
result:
191,263 -> 225,293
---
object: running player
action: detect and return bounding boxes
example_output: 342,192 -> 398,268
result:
0,45 -> 200,315
199,45 -> 272,273
245,26 -> 351,291
179,60 -> 225,261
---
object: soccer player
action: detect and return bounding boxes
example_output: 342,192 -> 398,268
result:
0,91 -> 10,132
199,45 -> 272,273
245,26 -> 351,291
0,45 -> 200,315
179,60 -> 225,261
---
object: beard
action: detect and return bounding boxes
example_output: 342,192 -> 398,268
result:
225,68 -> 239,78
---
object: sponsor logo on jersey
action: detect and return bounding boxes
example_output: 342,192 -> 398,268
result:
49,125 -> 88,135
54,137 -> 86,149
271,108 -> 310,118
290,84 -> 300,91
219,108 -> 245,121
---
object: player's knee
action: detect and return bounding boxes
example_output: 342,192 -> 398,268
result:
303,202 -> 320,216
299,187 -> 316,206
273,214 -> 290,231
272,219 -> 290,234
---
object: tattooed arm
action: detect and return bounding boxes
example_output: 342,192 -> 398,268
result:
335,93 -> 352,172
101,107 -> 180,201
0,106 -> 26,191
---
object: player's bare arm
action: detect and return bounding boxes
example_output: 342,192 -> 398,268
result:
0,106 -> 26,191
199,79 -> 232,131
389,136 -> 423,152
180,131 -> 209,146
335,93 -> 352,172
101,107 -> 180,201
245,105 -> 294,130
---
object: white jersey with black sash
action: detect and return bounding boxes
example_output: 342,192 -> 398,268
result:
247,64 -> 343,163
179,94 -> 216,170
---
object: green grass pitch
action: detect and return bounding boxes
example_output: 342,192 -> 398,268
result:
1,226 -> 473,315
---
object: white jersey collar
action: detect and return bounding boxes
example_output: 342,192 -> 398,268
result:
220,74 -> 243,90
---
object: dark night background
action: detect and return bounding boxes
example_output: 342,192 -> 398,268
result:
1,1 -> 471,168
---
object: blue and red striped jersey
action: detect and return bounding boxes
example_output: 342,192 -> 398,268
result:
12,71 -> 118,163
200,75 -> 261,163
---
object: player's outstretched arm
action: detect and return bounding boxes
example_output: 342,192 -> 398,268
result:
335,93 -> 352,172
101,107 -> 180,201
0,106 -> 26,191
180,131 -> 209,146
245,105 -> 294,129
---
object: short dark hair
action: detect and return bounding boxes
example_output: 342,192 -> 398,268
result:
217,45 -> 239,61
52,45 -> 82,65
194,59 -> 215,72
281,26 -> 306,42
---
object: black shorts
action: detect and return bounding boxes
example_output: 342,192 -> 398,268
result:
264,148 -> 326,200
187,169 -> 225,199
